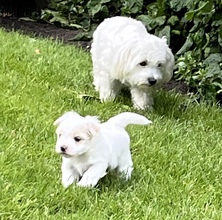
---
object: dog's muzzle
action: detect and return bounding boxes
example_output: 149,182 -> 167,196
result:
60,145 -> 67,152
148,78 -> 157,86
58,145 -> 71,157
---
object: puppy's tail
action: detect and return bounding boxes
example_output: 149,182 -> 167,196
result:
107,112 -> 152,128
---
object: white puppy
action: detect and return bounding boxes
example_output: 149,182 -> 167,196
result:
91,16 -> 175,110
54,111 -> 152,187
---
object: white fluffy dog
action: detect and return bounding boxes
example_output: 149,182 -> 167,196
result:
91,16 -> 175,110
54,111 -> 152,187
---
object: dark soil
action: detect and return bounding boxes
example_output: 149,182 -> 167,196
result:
0,15 -> 189,94
0,16 -> 91,48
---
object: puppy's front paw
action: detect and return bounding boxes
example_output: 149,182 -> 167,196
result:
62,175 -> 79,188
77,177 -> 97,188
118,165 -> 133,180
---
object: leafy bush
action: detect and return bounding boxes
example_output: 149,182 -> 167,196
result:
41,0 -> 222,104
40,0 -> 147,39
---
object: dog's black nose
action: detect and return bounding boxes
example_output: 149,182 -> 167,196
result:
60,146 -> 67,152
148,78 -> 157,86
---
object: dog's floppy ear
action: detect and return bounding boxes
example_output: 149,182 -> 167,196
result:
53,111 -> 80,126
163,46 -> 175,83
110,40 -> 136,81
85,116 -> 100,137
159,36 -> 175,83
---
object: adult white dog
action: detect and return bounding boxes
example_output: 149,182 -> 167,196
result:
54,111 -> 152,187
91,16 -> 175,110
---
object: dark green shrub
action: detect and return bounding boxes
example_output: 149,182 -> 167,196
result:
40,0 -> 148,39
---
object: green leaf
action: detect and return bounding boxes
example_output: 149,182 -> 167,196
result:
199,1 -> 214,14
137,15 -> 166,30
205,64 -> 221,78
72,31 -> 92,41
170,0 -> 186,12
203,53 -> 222,65
176,36 -> 193,55
50,16 -> 69,26
192,29 -> 205,46
158,26 -> 171,43
136,15 -> 152,30
146,2 -> 159,18
185,11 -> 195,21
69,23 -> 83,29
87,0 -> 102,17
219,25 -> 222,47
172,30 -> 181,35
189,20 -> 201,33
101,0 -> 111,3
95,5 -> 109,18
121,0 -> 143,15
154,16 -> 166,26
87,0 -> 99,8
212,82 -> 222,89
156,0 -> 167,16
167,15 -> 179,26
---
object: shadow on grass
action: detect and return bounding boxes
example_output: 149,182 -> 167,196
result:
116,88 -> 190,120
153,89 -> 189,119
65,86 -> 191,121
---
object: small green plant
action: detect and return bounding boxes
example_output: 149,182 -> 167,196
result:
175,52 -> 222,103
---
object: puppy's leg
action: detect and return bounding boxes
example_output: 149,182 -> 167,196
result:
77,163 -> 108,187
93,72 -> 121,101
117,150 -> 133,180
61,162 -> 79,188
130,87 -> 154,110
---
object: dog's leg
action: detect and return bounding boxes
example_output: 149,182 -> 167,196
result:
61,162 -> 79,188
130,87 -> 154,110
94,72 -> 121,101
117,151 -> 133,180
77,163 -> 108,187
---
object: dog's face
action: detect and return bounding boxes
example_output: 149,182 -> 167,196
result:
54,112 -> 100,157
111,35 -> 175,88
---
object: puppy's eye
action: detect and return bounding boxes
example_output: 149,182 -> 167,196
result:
139,61 -> 148,67
74,136 -> 81,142
58,134 -> 62,138
157,63 -> 163,68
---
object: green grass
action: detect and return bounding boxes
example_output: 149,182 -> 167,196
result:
0,28 -> 222,220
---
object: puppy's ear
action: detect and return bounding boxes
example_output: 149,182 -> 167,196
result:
85,116 -> 100,137
53,111 -> 80,126
87,122 -> 100,137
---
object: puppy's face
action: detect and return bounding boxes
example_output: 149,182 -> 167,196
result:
54,112 -> 100,157
113,35 -> 175,88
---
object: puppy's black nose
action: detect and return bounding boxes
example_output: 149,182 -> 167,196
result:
60,146 -> 67,152
148,78 -> 157,86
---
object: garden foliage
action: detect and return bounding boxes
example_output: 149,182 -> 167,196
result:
41,0 -> 222,103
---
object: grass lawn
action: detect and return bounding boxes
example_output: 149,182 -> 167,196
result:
0,28 -> 222,220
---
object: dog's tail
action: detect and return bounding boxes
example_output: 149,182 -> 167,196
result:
106,112 -> 152,128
